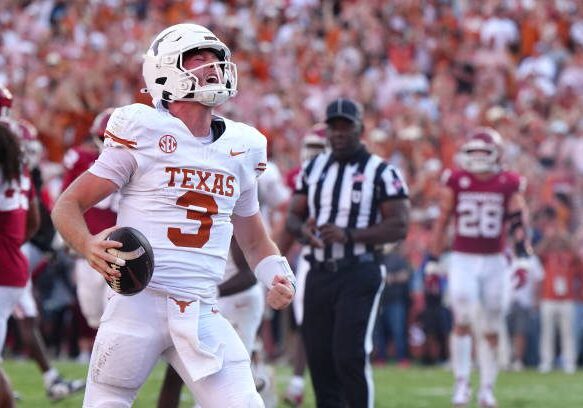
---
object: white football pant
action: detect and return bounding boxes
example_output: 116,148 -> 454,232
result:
83,289 -> 263,407
12,280 -> 38,319
75,258 -> 109,329
292,248 -> 309,326
12,242 -> 47,319
0,286 -> 25,359
448,252 -> 510,334
217,283 -> 264,354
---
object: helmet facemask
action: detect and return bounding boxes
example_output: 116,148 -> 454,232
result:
142,24 -> 238,107
173,52 -> 237,106
458,147 -> 499,173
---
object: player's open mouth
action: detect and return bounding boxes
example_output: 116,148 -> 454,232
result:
205,74 -> 219,84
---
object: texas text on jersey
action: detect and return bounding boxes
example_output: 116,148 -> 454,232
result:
89,103 -> 267,300
443,168 -> 524,254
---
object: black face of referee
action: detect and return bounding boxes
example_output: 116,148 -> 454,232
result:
326,117 -> 362,162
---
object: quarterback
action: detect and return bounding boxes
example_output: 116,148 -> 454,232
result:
51,23 -> 294,407
427,128 -> 531,408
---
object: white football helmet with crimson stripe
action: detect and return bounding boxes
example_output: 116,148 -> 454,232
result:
0,117 -> 42,168
0,86 -> 13,117
91,107 -> 114,150
457,127 -> 503,173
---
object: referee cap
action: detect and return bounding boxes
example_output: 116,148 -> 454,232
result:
325,98 -> 363,125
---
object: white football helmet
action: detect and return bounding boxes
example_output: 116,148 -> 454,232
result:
142,23 -> 237,107
457,127 -> 503,173
0,117 -> 43,168
0,86 -> 13,117
301,123 -> 328,162
90,107 -> 114,151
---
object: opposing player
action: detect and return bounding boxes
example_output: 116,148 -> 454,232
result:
427,128 -> 531,407
0,122 -> 40,408
1,110 -> 85,401
51,23 -> 294,407
61,108 -> 117,331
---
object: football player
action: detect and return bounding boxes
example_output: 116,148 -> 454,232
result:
60,108 -> 119,364
61,108 -> 118,331
426,128 -> 531,408
0,123 -> 40,408
51,23 -> 295,407
1,112 -> 85,401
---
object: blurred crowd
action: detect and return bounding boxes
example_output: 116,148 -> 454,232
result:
3,0 -> 583,380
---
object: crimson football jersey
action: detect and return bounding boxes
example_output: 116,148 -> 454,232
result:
285,166 -> 301,191
0,169 -> 35,287
62,145 -> 117,234
444,169 -> 523,254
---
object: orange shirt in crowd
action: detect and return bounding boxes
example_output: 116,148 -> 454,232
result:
540,249 -> 583,301
519,17 -> 539,57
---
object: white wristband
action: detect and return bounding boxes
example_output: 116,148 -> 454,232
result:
255,255 -> 296,292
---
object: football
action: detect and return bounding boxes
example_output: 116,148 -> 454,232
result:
105,227 -> 155,295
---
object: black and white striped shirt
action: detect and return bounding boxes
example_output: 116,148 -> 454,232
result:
295,148 -> 409,262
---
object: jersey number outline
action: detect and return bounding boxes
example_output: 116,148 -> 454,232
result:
456,198 -> 503,238
168,191 -> 218,248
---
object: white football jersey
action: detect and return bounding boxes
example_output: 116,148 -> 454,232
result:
89,103 -> 267,301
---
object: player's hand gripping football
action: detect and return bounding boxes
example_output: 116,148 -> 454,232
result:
82,226 -> 125,282
266,275 -> 294,310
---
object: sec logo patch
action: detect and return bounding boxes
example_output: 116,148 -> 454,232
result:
159,134 -> 177,153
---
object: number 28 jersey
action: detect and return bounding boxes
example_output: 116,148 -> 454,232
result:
89,103 -> 267,301
444,169 -> 524,254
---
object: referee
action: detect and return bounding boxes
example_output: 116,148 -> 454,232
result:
286,98 -> 410,408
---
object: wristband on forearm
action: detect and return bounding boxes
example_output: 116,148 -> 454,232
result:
254,255 -> 296,294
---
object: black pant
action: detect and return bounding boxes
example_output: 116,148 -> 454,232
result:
301,260 -> 384,408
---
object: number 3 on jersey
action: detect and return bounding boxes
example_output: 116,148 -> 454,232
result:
168,191 -> 218,248
457,197 -> 503,238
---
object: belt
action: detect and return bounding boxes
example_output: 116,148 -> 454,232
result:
307,253 -> 378,273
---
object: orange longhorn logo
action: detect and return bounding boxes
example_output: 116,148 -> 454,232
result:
170,297 -> 196,313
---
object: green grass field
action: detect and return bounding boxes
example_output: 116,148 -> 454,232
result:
3,360 -> 583,407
